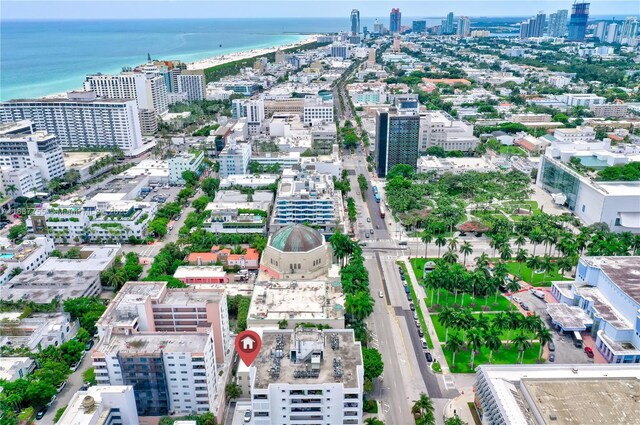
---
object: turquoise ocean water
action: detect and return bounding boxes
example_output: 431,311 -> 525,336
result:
0,18 -> 357,101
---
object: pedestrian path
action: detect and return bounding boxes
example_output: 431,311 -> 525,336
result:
403,257 -> 451,375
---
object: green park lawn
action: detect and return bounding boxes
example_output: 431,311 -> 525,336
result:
504,261 -> 571,287
410,258 -> 515,312
431,313 -> 535,343
398,261 -> 433,349
498,145 -> 527,156
442,342 -> 541,373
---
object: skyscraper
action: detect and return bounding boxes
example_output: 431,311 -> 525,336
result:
350,9 -> 360,35
548,9 -> 569,37
390,8 -> 401,33
441,12 -> 455,35
457,16 -> 470,38
605,22 -> 619,43
567,2 -> 590,42
412,20 -> 426,33
519,12 -> 546,39
595,21 -> 607,40
375,108 -> 420,178
620,16 -> 639,45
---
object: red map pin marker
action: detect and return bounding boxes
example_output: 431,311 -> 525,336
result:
236,330 -> 262,366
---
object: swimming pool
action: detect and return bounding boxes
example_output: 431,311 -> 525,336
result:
0,253 -> 15,259
577,156 -> 608,169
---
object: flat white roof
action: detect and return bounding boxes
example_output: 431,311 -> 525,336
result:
173,265 -> 227,279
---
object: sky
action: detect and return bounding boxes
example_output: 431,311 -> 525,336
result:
2,0 -> 639,20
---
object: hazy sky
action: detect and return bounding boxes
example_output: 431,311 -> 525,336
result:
2,0 -> 638,20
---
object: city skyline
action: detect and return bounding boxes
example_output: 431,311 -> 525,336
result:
2,0 -> 638,20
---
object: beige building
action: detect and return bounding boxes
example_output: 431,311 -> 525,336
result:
260,224 -> 331,280
590,103 -> 628,118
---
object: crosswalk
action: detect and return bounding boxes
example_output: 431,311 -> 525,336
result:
443,375 -> 456,391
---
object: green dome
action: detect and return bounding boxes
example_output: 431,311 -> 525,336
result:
270,225 -> 324,252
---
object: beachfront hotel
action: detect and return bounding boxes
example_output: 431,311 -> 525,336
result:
0,91 -> 147,156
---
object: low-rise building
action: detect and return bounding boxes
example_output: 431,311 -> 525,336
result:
27,200 -> 156,243
271,169 -> 344,234
0,357 -> 36,381
551,256 -> 640,363
249,328 -> 364,425
58,385 -> 139,425
553,126 -> 596,143
169,151 -> 204,185
346,82 -> 388,106
0,312 -> 79,350
63,151 -> 114,183
173,265 -> 228,284
474,364 -> 640,425
94,282 -> 231,420
563,93 -> 606,107
248,280 -> 344,328
0,236 -> 55,285
219,174 -> 278,189
187,246 -> 260,270
590,103 -> 628,118
419,111 -> 479,152
219,141 -> 252,178
417,156 -> 496,174
202,190 -> 273,235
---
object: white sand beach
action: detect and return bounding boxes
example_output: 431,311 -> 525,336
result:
186,34 -> 321,70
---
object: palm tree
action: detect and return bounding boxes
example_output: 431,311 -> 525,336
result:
506,312 -> 522,344
466,328 -> 484,370
529,228 -> 543,256
439,307 -> 457,343
6,184 -> 17,197
514,233 -> 527,250
442,249 -> 459,264
412,393 -> 435,425
345,292 -> 374,321
459,241 -> 473,266
448,236 -> 458,251
484,327 -> 502,363
435,235 -> 447,258
515,248 -> 528,278
523,314 -> 543,334
556,256 -> 575,277
525,256 -> 542,285
540,255 -> 554,285
536,327 -> 553,360
475,252 -> 490,269
512,332 -> 532,364
364,418 -> 384,425
445,333 -> 464,369
499,244 -> 513,262
421,230 -> 433,258
492,312 -> 509,335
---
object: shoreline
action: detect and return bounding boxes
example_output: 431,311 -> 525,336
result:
186,34 -> 320,70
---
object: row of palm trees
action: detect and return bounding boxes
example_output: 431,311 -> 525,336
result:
439,307 -> 553,370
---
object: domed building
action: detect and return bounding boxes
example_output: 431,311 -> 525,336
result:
260,224 -> 331,280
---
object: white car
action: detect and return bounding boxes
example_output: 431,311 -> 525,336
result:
378,291 -> 384,298
512,296 -> 521,304
243,410 -> 252,423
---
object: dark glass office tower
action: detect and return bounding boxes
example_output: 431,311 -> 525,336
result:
390,8 -> 401,33
375,110 -> 420,178
567,2 -> 590,41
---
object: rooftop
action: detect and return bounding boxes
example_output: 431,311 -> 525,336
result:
1,270 -> 100,303
58,386 -> 135,425
97,332 -> 208,355
37,245 -> 120,273
546,303 -> 593,331
581,256 -> 640,305
252,328 -> 362,389
249,280 -> 344,322
270,224 -> 325,252
173,265 -> 227,279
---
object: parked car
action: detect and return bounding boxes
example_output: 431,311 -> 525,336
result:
417,328 -> 424,337
425,352 -> 433,362
548,341 -> 555,352
512,296 -> 521,304
369,229 -> 374,235
243,409 -> 252,423
549,353 -> 555,362
378,291 -> 384,298
85,340 -> 94,351
56,381 -> 66,393
71,361 -> 81,371
585,346 -> 594,358
36,408 -> 47,420
365,233 -> 370,239
367,218 -> 371,223
409,303 -> 415,311
413,312 -> 418,320
521,303 -> 530,311
406,293 -> 411,301
404,286 -> 410,294
421,338 -> 428,350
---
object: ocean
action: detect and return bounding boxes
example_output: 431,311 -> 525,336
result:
0,18 -> 355,101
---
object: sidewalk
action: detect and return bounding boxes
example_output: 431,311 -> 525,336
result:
444,386 -> 476,425
403,257 -> 450,375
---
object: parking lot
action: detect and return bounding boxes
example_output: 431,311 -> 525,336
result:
514,290 -> 596,365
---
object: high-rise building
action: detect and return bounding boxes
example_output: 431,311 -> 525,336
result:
0,91 -> 145,156
0,121 -> 66,182
419,111 -> 479,152
620,16 -> 639,45
390,8 -> 401,33
219,141 -> 252,178
548,10 -> 569,37
412,20 -> 427,33
83,72 -> 168,135
249,328 -> 364,425
93,281 -> 231,420
457,16 -> 471,37
595,21 -> 607,40
350,9 -> 360,35
519,12 -> 546,39
606,22 -> 619,43
177,70 -> 206,101
375,108 -> 420,178
373,20 -> 384,35
567,2 -> 590,42
442,12 -> 455,34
